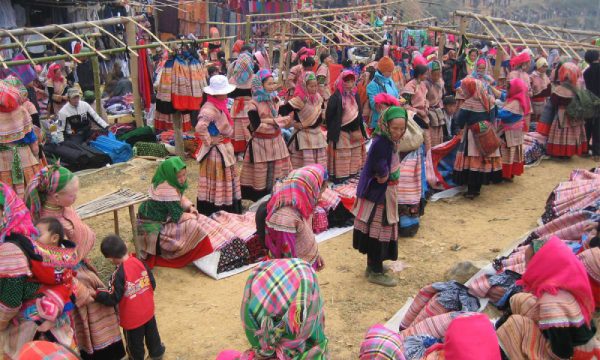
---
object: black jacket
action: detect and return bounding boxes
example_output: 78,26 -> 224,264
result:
325,90 -> 366,145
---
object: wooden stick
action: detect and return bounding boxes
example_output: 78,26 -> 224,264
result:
4,15 -> 146,38
91,55 -> 103,117
25,27 -> 81,63
172,112 -> 185,157
534,24 -> 578,61
54,25 -> 108,60
85,22 -> 138,57
113,210 -> 120,236
127,17 -> 172,54
1,30 -> 37,66
493,48 -> 504,80
125,21 -> 144,127
546,27 -> 582,61
475,15 -> 514,55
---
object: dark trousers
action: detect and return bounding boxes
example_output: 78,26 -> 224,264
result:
123,316 -> 165,360
586,118 -> 600,156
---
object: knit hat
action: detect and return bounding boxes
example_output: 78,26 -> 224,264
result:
83,90 -> 95,103
377,56 -> 394,73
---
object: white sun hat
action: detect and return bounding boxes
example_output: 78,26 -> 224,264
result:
203,74 -> 236,95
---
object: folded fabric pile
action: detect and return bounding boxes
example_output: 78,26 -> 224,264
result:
103,95 -> 134,115
89,132 -> 133,163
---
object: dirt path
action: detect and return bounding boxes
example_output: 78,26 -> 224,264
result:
76,156 -> 596,359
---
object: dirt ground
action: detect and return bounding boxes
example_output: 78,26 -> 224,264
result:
76,155 -> 596,359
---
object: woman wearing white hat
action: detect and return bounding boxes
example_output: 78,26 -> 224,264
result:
195,75 -> 242,216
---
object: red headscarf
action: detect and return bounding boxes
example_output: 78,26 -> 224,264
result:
374,93 -> 400,107
206,95 -> 233,127
517,236 -> 595,326
434,313 -> 501,360
506,78 -> 531,115
47,63 -> 64,83
297,47 -> 316,62
559,62 -> 581,86
232,40 -> 245,54
510,51 -> 531,69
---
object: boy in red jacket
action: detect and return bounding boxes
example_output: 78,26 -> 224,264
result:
95,235 -> 165,360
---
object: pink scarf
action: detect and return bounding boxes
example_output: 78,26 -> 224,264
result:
207,95 -> 233,126
506,78 -> 531,115
335,70 -> 357,109
518,236 -> 595,326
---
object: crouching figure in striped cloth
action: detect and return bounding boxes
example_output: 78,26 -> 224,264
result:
216,258 -> 328,359
496,236 -> 600,359
136,157 -> 215,268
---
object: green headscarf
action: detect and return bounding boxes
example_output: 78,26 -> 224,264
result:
374,106 -> 407,139
152,157 -> 188,193
24,165 -> 75,221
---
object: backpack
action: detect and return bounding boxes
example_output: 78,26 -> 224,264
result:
563,83 -> 600,120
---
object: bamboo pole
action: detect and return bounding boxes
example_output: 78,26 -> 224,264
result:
172,112 -> 185,157
534,24 -> 579,61
125,21 -> 144,127
2,36 -> 238,67
493,48 -> 504,80
438,33 -> 446,61
1,30 -> 37,66
0,33 -> 102,51
320,20 -> 370,47
91,55 -> 103,117
474,15 -> 515,55
3,16 -> 146,38
546,27 -> 582,61
25,27 -> 82,64
54,24 -> 108,60
85,21 -> 138,57
127,17 -> 172,54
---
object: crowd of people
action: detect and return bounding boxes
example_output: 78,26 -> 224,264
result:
1,16 -> 600,359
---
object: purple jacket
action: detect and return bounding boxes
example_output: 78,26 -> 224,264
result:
356,135 -> 394,204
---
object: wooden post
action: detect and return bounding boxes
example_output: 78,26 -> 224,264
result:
126,20 -> 144,127
494,48 -> 504,81
172,112 -> 185,157
245,15 -> 252,42
458,16 -> 468,52
91,55 -> 103,117
438,33 -> 446,61
268,38 -> 274,70
223,38 -> 231,62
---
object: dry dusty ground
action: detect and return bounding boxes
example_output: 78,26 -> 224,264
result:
76,155 -> 596,359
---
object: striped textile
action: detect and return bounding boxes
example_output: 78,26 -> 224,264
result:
359,324 -> 405,360
16,341 -> 79,360
154,111 -> 192,132
353,199 -> 397,243
333,179 -> 359,199
499,246 -> 527,274
289,146 -> 327,170
531,210 -> 595,243
291,127 -> 327,151
454,150 -> 503,174
156,60 -> 173,102
550,180 -> 600,219
211,211 -> 257,242
538,290 -> 587,329
240,259 -> 327,359
500,140 -> 524,179
197,146 -> 241,207
4,314 -> 76,359
0,241 -> 32,279
0,106 -> 33,144
430,126 -> 444,148
245,134 -> 290,164
546,112 -> 587,157
327,131 -> 365,182
400,312 -> 458,339
397,148 -> 423,206
0,146 -> 41,199
266,207 -> 318,265
38,207 -> 122,355
579,248 -> 600,283
468,273 -> 492,298
158,216 -> 211,256
400,284 -> 437,329
240,157 -> 292,192
231,96 -> 252,152
317,188 -> 341,212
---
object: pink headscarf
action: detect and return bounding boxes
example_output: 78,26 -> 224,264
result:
297,47 -> 316,62
425,313 -> 501,360
293,72 -> 319,104
506,78 -> 531,115
476,58 -> 487,68
335,70 -> 357,110
374,93 -> 400,107
0,182 -> 38,242
518,236 -> 595,326
47,63 -> 64,83
412,55 -> 427,67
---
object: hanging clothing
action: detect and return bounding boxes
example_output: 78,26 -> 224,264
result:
228,51 -> 254,153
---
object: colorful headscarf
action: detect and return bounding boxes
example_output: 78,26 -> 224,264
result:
506,78 -> 531,115
536,57 -> 548,69
229,52 -> 254,88
46,63 -> 64,83
3,75 -> 28,103
465,48 -> 479,69
460,78 -> 492,113
293,72 -> 319,104
335,70 -> 357,110
374,106 -> 406,141
559,62 -> 581,86
0,182 -> 38,242
518,236 -> 595,327
297,47 -> 316,62
251,69 -> 277,103
267,164 -> 327,221
429,60 -> 441,72
359,324 -> 405,360
239,258 -> 327,359
374,93 -> 400,107
151,156 -> 188,194
232,40 -> 245,55
24,165 -> 75,221
424,313 -> 501,360
510,51 -> 531,69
